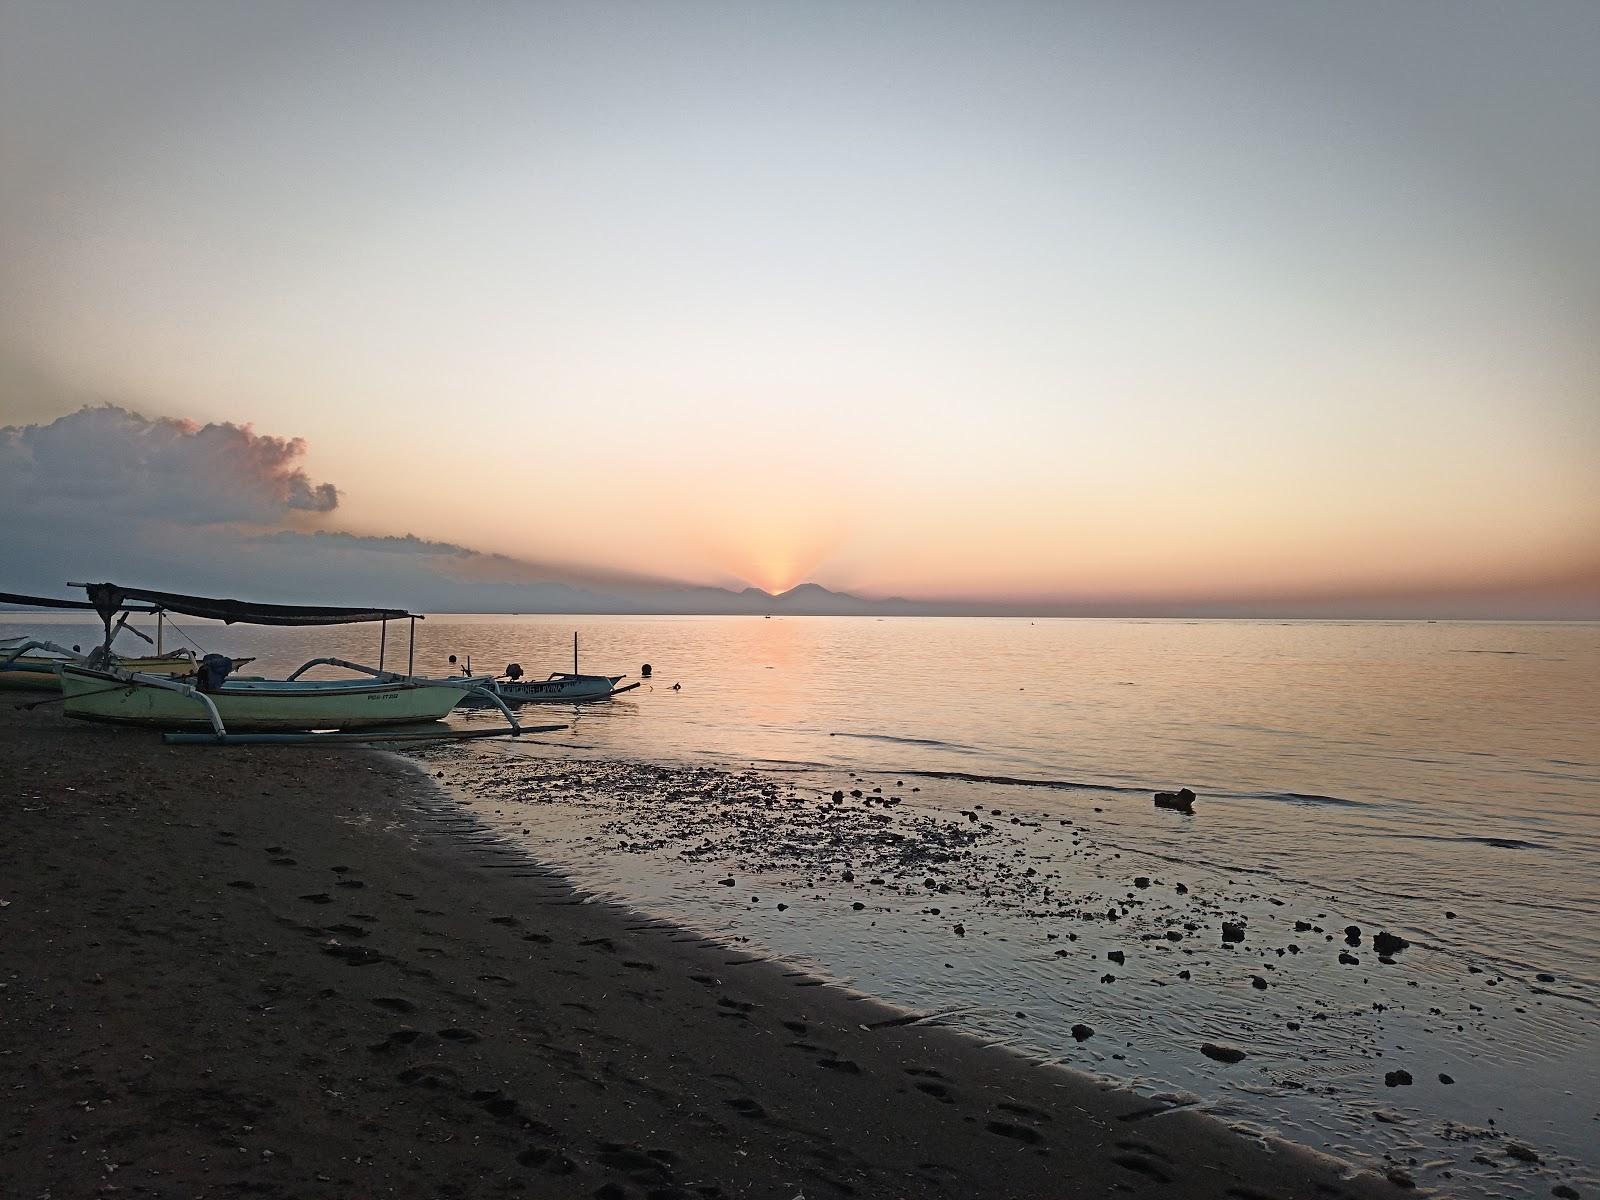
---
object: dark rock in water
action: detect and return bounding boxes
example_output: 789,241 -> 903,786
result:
1373,931 -> 1409,955
1200,1042 -> 1246,1064
1445,910 -> 1456,918
1250,975 -> 1268,990
1438,1073 -> 1454,1084
1071,1023 -> 1094,1042
1165,930 -> 1183,942
1384,1069 -> 1413,1087
1552,1185 -> 1579,1199
851,901 -> 865,911
1222,922 -> 1245,943
1154,787 -> 1196,813
1134,877 -> 1150,888
1344,925 -> 1362,945
1506,1144 -> 1541,1164
1177,969 -> 1191,979
1174,882 -> 1188,894
1100,973 -> 1117,983
1536,972 -> 1556,983
1295,920 -> 1313,932
1339,951 -> 1359,965
850,789 -> 863,798
719,878 -> 736,887
952,923 -> 965,937
841,870 -> 854,882
832,791 -> 844,801
1386,1168 -> 1416,1190
1107,950 -> 1125,964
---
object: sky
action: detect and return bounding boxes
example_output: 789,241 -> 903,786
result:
2,1 -> 1597,616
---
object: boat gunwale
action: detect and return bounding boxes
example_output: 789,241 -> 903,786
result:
60,666 -> 472,700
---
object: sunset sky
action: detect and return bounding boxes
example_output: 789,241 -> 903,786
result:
3,2 -> 1597,615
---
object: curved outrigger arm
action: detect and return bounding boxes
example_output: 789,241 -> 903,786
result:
285,656 -> 405,682
119,671 -> 228,740
1,639 -> 85,672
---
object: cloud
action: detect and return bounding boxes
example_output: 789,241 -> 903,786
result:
0,404 -> 338,525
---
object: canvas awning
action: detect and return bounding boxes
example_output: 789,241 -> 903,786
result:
0,590 -> 160,613
78,583 -> 419,627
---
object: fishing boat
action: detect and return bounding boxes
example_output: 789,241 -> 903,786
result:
52,582 -> 528,743
0,590 -> 229,691
451,632 -> 639,705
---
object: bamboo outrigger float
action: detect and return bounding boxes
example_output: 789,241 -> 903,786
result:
49,582 -> 552,745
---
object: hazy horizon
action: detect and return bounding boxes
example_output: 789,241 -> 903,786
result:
3,3 -> 1597,618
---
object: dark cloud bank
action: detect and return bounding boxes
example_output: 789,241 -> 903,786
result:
2,406 -> 1594,619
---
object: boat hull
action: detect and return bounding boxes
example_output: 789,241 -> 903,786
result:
0,653 -> 203,692
472,674 -> 626,704
60,668 -> 474,731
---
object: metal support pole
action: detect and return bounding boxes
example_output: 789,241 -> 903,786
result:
379,618 -> 387,672
407,616 -> 415,679
574,631 -> 579,676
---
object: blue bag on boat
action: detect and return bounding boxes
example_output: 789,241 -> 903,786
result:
196,653 -> 234,692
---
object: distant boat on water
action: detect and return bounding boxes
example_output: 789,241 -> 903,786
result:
451,632 -> 639,705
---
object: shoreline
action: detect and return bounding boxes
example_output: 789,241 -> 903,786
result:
2,702 -> 1403,1198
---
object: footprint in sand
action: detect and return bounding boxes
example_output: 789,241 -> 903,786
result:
724,1097 -> 766,1119
436,1027 -> 480,1042
817,1057 -> 862,1074
335,879 -> 365,889
986,1120 -> 1043,1145
372,996 -> 415,1013
227,880 -> 256,890
1113,1153 -> 1175,1183
915,1081 -> 953,1102
299,893 -> 333,905
489,915 -> 518,926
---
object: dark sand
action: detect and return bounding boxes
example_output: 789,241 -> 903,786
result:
0,704 -> 1403,1199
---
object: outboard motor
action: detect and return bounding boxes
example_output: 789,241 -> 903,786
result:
196,653 -> 234,693
640,663 -> 652,678
505,662 -> 524,680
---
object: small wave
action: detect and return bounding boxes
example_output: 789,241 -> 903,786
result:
829,731 -> 978,752
1450,649 -> 1533,655
901,768 -> 1150,795
1387,832 -> 1549,851
1243,790 -> 1376,809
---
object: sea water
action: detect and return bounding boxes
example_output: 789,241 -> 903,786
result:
8,612 -> 1597,1194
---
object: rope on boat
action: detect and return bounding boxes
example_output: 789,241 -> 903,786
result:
14,682 -> 131,711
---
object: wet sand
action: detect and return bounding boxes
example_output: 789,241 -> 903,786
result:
0,704 -> 1402,1199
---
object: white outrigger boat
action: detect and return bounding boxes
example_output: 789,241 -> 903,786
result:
450,633 -> 640,705
47,582 -> 549,745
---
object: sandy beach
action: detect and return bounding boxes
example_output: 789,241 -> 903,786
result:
0,703 -> 1405,1199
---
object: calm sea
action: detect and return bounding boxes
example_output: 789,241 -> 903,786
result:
8,612 -> 1597,1193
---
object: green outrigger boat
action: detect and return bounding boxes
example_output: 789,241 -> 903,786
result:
48,582 -> 533,744
1,590 -> 212,691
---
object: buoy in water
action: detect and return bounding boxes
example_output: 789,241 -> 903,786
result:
640,663 -> 652,678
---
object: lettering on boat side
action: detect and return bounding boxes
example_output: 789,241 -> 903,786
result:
367,692 -> 400,702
